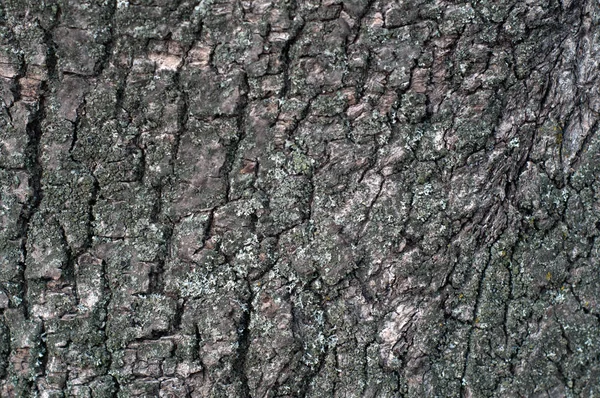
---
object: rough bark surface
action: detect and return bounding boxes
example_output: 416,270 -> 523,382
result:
1,0 -> 600,397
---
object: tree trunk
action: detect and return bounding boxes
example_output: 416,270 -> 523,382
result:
1,0 -> 600,397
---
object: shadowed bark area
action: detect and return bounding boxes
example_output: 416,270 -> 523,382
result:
1,0 -> 600,397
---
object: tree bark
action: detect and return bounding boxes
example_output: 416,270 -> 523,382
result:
1,0 -> 600,397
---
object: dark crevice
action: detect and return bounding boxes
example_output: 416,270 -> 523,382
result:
280,19 -> 306,99
94,0 -> 118,77
148,224 -> 173,294
233,280 -> 253,397
297,346 -> 328,398
68,98 -> 87,159
222,73 -> 249,202
85,175 -> 100,251
17,86 -> 47,319
171,55 -> 189,173
13,13 -> 59,318
31,321 -> 48,397
57,222 -> 78,303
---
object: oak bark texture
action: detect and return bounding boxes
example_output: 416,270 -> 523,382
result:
1,0 -> 600,397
